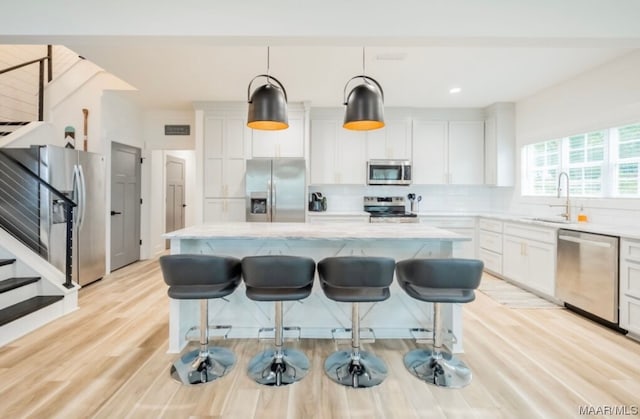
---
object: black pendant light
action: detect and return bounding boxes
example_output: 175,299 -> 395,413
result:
247,47 -> 289,130
343,48 -> 385,131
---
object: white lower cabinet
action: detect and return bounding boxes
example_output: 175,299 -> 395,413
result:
204,198 -> 246,223
502,222 -> 556,297
478,218 -> 503,275
419,217 -> 475,258
620,238 -> 640,337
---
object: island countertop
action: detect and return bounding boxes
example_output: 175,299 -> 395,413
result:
164,221 -> 470,241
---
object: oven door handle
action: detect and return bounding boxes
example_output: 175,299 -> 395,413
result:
558,235 -> 612,248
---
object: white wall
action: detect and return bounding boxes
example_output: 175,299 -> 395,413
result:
142,110 -> 195,150
508,50 -> 640,226
101,91 -> 144,266
146,149 -> 196,258
142,109 -> 196,257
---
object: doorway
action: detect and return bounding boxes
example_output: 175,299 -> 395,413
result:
165,155 -> 186,249
110,141 -> 141,271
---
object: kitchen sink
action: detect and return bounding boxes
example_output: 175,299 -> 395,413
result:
521,217 -> 570,224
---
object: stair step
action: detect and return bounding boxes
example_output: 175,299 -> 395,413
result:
0,259 -> 16,267
0,296 -> 64,327
0,277 -> 40,294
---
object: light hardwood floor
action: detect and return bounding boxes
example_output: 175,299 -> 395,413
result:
1,257 -> 639,418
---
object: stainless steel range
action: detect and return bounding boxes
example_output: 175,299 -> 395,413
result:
364,196 -> 419,223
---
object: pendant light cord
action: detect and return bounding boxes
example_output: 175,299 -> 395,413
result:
362,47 -> 370,85
266,46 -> 271,85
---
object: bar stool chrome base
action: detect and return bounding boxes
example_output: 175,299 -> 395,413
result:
247,348 -> 310,386
170,347 -> 235,385
404,348 -> 472,388
324,350 -> 388,388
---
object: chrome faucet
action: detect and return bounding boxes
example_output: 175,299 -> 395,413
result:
550,171 -> 571,221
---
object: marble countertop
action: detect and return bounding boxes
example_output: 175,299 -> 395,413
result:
475,213 -> 640,240
303,210 -> 640,240
164,222 -> 470,241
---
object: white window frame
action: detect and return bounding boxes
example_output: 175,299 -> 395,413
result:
522,123 -> 640,199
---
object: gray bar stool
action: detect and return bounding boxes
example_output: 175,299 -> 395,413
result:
395,258 -> 483,388
159,254 -> 241,385
318,256 -> 395,388
241,255 -> 316,386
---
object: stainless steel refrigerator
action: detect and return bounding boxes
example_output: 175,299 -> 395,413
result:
10,145 -> 106,286
246,159 -> 306,222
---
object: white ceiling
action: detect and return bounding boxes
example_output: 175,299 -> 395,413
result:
4,1 -> 640,110
62,43 -> 633,110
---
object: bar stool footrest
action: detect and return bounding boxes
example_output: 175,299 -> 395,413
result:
409,327 -> 457,346
185,325 -> 233,342
331,327 -> 376,343
257,326 -> 302,341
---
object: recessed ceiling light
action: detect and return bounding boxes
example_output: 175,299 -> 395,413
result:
449,87 -> 462,94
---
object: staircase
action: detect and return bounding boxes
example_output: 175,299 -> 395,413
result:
0,223 -> 77,347
0,122 -> 29,137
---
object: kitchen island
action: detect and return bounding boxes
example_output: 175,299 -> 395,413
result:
164,222 -> 471,353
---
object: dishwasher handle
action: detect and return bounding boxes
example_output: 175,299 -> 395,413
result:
558,234 -> 612,248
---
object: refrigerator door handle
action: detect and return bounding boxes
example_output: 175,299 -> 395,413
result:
72,164 -> 81,226
272,180 -> 277,220
77,164 -> 87,230
267,179 -> 272,222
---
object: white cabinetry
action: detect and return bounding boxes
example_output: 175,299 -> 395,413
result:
620,238 -> 640,337
478,218 -> 503,275
366,119 -> 412,160
204,116 -> 248,199
203,198 -> 246,222
251,110 -> 305,158
412,120 -> 484,185
310,118 -> 366,184
484,103 -> 515,186
502,222 -> 556,297
419,216 -> 476,258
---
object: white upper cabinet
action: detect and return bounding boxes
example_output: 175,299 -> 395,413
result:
412,119 -> 484,185
310,118 -> 366,184
484,103 -> 515,186
365,119 -> 412,160
251,110 -> 305,158
204,115 -> 249,198
448,120 -> 485,185
412,120 -> 448,184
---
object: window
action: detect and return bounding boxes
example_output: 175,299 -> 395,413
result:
612,123 -> 640,196
522,123 -> 640,198
523,139 -> 559,195
565,131 -> 605,197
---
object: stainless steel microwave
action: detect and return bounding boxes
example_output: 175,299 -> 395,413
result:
367,159 -> 412,185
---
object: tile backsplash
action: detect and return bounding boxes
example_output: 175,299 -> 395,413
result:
307,184 -> 509,213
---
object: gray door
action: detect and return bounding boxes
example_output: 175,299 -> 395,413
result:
165,155 -> 185,249
110,142 -> 141,271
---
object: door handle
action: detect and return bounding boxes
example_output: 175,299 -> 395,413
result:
558,235 -> 612,248
182,204 -> 187,208
110,211 -> 122,216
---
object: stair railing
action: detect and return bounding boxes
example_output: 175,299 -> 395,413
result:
0,45 -> 52,122
0,149 -> 76,288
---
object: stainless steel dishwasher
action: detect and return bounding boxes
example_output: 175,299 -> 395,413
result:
556,229 -> 620,329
